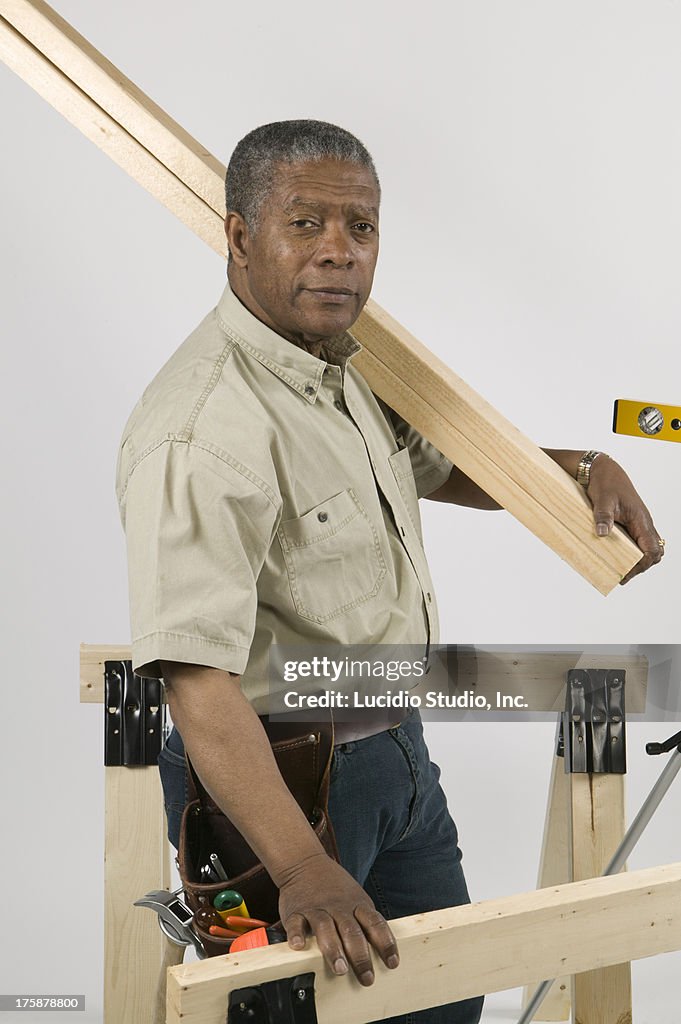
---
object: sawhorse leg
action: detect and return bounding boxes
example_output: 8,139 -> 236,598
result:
521,753 -> 572,1020
523,678 -> 632,1024
569,773 -> 631,1024
104,764 -> 179,1023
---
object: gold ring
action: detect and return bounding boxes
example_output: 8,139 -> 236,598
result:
659,538 -> 666,549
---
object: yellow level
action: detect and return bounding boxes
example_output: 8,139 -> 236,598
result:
613,400 -> 681,442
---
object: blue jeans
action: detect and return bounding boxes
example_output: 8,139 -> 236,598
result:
158,713 -> 483,1024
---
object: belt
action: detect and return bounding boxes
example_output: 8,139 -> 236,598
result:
258,710 -> 403,746
332,713 -> 403,745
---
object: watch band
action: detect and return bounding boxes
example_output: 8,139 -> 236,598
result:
577,450 -> 606,488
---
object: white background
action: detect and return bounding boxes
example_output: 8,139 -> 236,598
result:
1,1 -> 680,1020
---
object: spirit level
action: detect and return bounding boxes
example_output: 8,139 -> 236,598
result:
613,399 -> 681,442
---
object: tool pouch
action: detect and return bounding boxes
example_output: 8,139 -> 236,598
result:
177,718 -> 338,958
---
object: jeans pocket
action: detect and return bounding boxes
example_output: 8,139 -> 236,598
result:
157,741 -> 188,850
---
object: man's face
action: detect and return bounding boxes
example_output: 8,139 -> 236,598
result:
226,159 -> 380,349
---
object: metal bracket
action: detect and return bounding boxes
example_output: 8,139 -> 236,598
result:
563,669 -> 626,773
227,973 -> 318,1024
104,660 -> 166,766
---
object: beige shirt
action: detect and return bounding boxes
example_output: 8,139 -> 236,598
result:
116,281 -> 452,713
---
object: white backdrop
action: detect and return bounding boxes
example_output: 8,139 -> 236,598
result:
1,2 -> 679,1021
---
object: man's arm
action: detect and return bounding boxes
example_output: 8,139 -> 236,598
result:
426,448 -> 664,583
161,661 -> 399,985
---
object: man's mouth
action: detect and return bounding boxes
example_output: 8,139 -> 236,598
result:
306,287 -> 355,303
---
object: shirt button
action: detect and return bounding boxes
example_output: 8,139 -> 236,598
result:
317,511 -> 328,523
304,384 -> 315,395
334,400 -> 344,411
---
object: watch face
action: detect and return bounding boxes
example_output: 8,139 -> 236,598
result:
638,406 -> 664,435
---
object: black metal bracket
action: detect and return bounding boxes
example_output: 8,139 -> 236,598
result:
646,728 -> 681,756
227,973 -> 318,1024
562,669 -> 626,774
104,660 -> 165,766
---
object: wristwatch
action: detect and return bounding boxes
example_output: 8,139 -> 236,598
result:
577,450 -> 607,488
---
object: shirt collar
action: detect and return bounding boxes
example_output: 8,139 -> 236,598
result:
216,279 -> 362,403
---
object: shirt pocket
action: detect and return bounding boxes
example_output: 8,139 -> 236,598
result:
388,445 -> 423,542
277,488 -> 387,623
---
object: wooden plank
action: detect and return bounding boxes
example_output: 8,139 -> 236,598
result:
448,650 -> 648,712
154,940 -> 185,1024
104,766 -> 172,1024
1,0 -> 226,212
0,16 -> 226,255
352,323 -> 639,593
165,862 -> 681,1024
0,0 -> 642,593
80,643 -> 135,702
522,754 -> 571,1021
80,643 -> 648,709
570,773 -> 631,1024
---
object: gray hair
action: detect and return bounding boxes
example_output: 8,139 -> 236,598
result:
225,120 -> 380,233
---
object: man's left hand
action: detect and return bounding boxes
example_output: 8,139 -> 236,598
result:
586,455 -> 665,584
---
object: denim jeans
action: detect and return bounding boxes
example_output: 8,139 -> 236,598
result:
158,713 -> 483,1024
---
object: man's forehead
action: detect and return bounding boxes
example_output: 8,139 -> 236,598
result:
270,159 -> 379,210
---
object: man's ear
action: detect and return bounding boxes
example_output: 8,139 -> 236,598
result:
225,212 -> 249,267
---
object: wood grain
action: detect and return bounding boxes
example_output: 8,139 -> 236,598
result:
104,766 -> 172,1024
570,773 -> 632,1024
166,863 -> 681,1024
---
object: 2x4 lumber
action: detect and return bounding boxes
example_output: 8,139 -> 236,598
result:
352,317 -> 640,594
104,766 -> 172,1024
522,754 -> 571,1021
0,0 -> 641,593
80,643 -> 648,710
1,0 -> 225,212
0,15 -> 226,254
165,862 -> 681,1024
155,940 -> 185,1024
446,650 -> 647,710
570,774 -> 631,1024
80,642 -> 152,703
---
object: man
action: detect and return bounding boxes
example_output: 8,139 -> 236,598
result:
116,120 -> 663,1024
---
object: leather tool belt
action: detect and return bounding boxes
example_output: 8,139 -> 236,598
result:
177,716 -> 338,957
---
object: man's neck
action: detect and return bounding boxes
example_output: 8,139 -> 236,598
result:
227,268 -> 325,359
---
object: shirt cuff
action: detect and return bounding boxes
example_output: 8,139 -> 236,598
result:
414,455 -> 454,499
131,630 -> 250,679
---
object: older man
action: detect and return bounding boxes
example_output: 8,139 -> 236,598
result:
116,120 -> 663,1024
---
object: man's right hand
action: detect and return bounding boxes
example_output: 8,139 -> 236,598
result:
159,661 -> 400,986
277,851 -> 399,985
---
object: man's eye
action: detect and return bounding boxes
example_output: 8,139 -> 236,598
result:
292,219 -> 317,228
353,222 -> 375,233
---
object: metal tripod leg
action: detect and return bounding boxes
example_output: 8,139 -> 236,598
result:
517,737 -> 681,1024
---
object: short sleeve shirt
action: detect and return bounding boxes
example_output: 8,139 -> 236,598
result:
115,281 -> 452,714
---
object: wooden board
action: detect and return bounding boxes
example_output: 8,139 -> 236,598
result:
2,0 -> 225,209
165,862 -> 681,1024
104,766 -> 173,1024
0,15 -> 226,254
522,754 -> 571,1021
442,649 -> 648,712
81,644 -> 648,709
0,0 -> 642,593
570,774 -> 632,1024
352,313 -> 640,593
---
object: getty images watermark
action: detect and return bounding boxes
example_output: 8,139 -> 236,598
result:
279,653 -> 526,711
267,644 -> 536,722
267,644 -> 681,722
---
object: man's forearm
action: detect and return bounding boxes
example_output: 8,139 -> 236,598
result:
160,661 -> 324,885
426,449 -> 588,509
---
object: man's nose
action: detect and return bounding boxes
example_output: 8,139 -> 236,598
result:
316,223 -> 354,266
